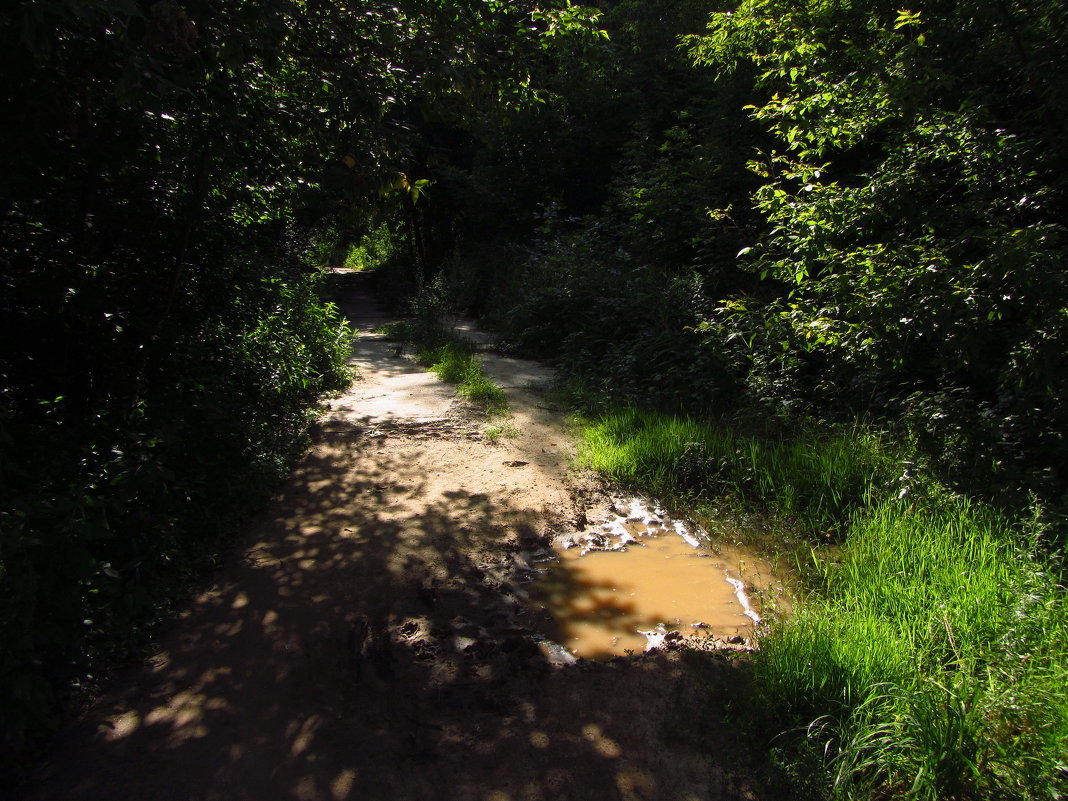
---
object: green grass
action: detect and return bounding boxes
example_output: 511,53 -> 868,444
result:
415,340 -> 508,414
757,497 -> 1068,800
484,421 -> 521,444
571,404 -> 1068,799
376,316 -> 509,416
376,321 -> 505,417
577,407 -> 895,536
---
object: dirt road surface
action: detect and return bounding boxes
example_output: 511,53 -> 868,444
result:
24,272 -> 767,801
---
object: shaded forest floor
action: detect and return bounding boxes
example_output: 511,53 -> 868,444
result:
23,272 -> 771,801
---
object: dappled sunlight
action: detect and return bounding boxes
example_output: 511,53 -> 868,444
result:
28,270 -> 765,801
39,424 -> 747,799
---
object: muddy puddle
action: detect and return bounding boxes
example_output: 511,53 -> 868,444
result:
526,498 -> 776,659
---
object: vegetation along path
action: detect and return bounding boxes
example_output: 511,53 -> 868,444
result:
26,272 -> 770,801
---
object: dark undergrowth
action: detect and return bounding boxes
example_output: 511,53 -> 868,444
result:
1,266 -> 352,785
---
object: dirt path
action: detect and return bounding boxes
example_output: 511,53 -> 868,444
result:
25,272 -> 767,801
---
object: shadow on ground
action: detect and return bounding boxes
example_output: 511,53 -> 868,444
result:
23,270 -> 770,801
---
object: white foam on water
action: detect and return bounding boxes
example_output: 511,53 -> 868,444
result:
671,519 -> 702,548
724,572 -> 762,624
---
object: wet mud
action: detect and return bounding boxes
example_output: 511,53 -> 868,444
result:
527,497 -> 768,658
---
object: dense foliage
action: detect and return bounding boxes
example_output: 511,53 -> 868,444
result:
690,0 -> 1068,507
0,0 -> 598,773
405,0 -> 1068,512
385,0 -> 765,411
356,0 -> 1068,796
6,0 -> 1067,795
362,0 -> 1068,510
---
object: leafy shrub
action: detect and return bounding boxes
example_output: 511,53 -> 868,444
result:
688,0 -> 1068,513
343,222 -> 400,272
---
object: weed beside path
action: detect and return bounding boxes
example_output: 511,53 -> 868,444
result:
375,319 -> 509,415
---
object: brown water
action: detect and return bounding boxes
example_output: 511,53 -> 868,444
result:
528,499 -> 774,659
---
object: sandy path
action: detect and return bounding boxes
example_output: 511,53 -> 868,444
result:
24,272 -> 766,801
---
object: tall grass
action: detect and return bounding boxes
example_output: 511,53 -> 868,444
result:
574,406 -> 1067,798
578,407 -> 895,535
757,497 -> 1068,800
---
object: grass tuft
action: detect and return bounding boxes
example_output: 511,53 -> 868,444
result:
373,290 -> 509,416
413,340 -> 508,415
484,421 -> 521,444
